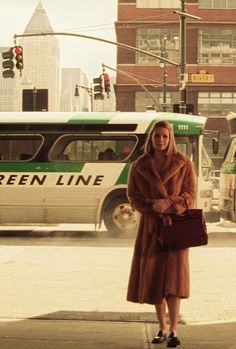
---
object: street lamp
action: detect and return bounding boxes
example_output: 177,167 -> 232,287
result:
74,84 -> 93,111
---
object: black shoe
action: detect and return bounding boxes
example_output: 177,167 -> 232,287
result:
152,330 -> 167,344
167,332 -> 181,347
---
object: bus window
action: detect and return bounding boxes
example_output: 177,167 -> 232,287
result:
0,135 -> 43,161
175,136 -> 198,174
49,135 -> 138,162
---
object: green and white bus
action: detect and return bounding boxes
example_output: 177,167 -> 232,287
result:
219,112 -> 236,221
0,111 -> 214,234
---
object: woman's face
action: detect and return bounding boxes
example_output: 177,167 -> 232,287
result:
151,126 -> 170,151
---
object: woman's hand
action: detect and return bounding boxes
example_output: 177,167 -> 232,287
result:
152,198 -> 173,213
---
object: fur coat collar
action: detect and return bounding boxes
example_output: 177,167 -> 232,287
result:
133,152 -> 187,198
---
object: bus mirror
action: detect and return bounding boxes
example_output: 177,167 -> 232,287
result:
212,137 -> 219,155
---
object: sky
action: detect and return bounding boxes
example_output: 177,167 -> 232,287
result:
0,0 -> 117,80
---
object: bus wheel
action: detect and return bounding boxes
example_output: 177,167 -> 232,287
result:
103,196 -> 139,236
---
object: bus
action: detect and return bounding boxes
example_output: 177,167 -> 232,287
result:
0,111 -> 214,235
219,112 -> 236,221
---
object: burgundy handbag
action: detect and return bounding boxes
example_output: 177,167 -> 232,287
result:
160,209 -> 208,251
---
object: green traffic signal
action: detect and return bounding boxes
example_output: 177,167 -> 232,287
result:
93,75 -> 104,100
2,48 -> 15,79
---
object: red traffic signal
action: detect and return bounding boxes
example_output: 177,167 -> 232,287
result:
103,73 -> 111,93
14,46 -> 23,70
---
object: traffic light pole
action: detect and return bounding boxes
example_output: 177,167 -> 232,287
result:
33,87 -> 37,111
14,31 -> 177,112
14,32 -> 178,67
102,64 -> 162,111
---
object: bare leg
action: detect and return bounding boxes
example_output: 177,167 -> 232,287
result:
166,295 -> 180,334
155,299 -> 167,333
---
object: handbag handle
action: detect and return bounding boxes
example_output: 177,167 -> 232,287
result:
182,196 -> 189,214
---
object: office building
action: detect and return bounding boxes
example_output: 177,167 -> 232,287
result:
61,68 -> 90,112
115,0 -> 236,166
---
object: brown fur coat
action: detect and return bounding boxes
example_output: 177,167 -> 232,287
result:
126,152 -> 196,305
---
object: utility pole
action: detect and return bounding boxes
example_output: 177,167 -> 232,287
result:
174,0 -> 201,114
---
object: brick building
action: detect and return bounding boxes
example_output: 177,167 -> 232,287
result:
115,0 -> 236,166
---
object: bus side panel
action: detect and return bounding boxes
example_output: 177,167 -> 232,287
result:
0,163 -> 126,224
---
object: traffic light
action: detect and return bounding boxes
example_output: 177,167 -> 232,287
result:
14,46 -> 23,73
93,75 -> 104,100
2,48 -> 15,78
103,73 -> 111,95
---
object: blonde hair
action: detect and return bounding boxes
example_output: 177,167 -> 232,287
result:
144,120 -> 177,156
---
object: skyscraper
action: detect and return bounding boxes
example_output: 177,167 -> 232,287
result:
15,1 -> 60,111
61,68 -> 90,112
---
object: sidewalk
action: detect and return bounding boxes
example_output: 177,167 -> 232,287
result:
0,243 -> 235,324
0,318 -> 235,349
0,222 -> 235,349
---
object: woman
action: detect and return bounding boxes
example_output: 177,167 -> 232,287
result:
127,120 -> 195,347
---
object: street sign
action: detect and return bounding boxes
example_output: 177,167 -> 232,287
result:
188,72 -> 214,83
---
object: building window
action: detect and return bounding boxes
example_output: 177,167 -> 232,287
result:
135,91 -> 179,112
198,29 -> 236,65
199,0 -> 236,8
136,29 -> 179,64
198,92 -> 236,116
136,0 -> 180,7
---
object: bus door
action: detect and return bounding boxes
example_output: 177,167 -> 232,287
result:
175,135 -> 215,219
219,137 -> 236,222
